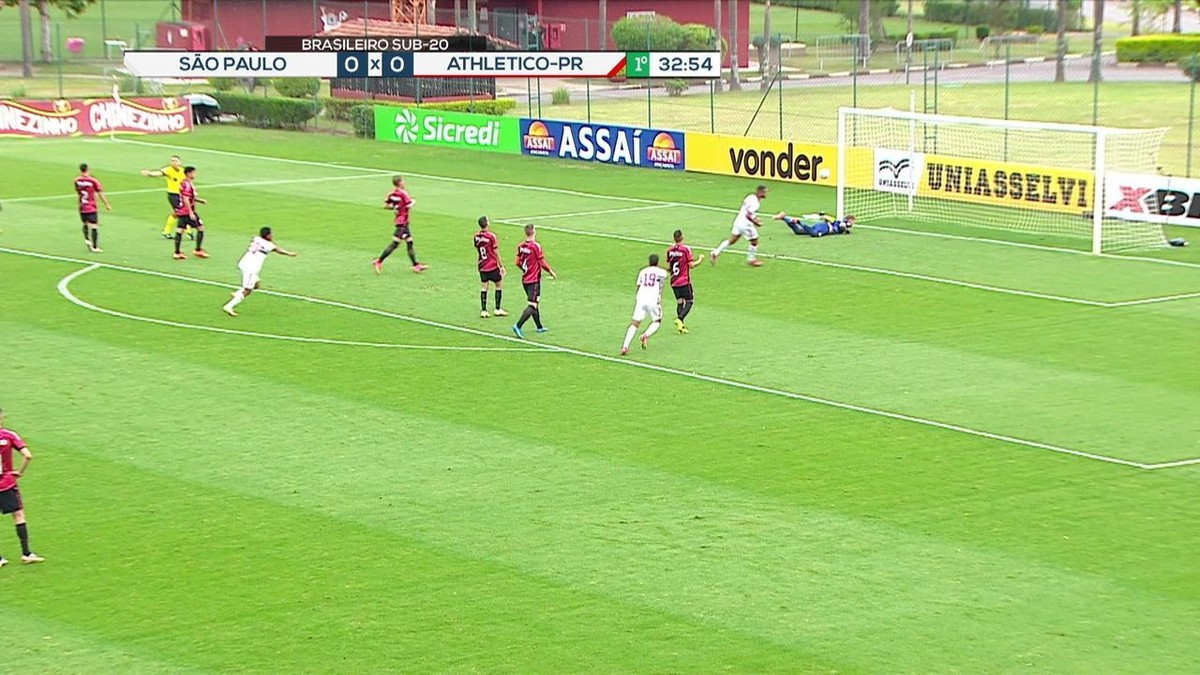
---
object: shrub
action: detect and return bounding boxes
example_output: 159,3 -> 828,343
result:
611,15 -> 686,51
211,92 -> 320,129
1116,34 -> 1200,63
321,96 -> 359,121
419,99 -> 517,115
1181,56 -> 1200,81
681,23 -> 717,51
8,84 -> 27,99
272,77 -> 320,98
117,73 -> 144,95
209,77 -> 236,92
887,30 -> 959,47
1026,24 -> 1045,35
349,104 -> 375,138
551,87 -> 570,105
923,0 -> 1078,31
664,79 -> 688,97
975,25 -> 991,41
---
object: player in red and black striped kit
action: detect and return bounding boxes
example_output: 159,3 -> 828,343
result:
666,229 -> 702,333
0,407 -> 43,566
511,224 -> 556,339
74,163 -> 111,253
473,216 -> 507,319
172,166 -> 209,260
373,175 -> 427,274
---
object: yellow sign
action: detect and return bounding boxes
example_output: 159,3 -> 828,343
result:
685,132 -> 839,185
919,154 -> 1095,215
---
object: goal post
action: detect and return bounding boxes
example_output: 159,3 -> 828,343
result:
836,107 -> 1170,254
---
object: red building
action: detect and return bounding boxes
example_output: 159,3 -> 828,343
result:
176,0 -> 749,66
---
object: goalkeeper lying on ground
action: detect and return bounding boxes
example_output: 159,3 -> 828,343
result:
774,212 -> 855,237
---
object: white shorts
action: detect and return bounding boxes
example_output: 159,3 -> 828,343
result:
731,220 -> 759,240
632,300 -> 662,323
239,265 -> 261,290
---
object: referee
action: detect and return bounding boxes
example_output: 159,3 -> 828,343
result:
141,155 -> 189,239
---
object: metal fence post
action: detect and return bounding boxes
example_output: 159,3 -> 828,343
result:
777,70 -> 783,139
56,23 -> 64,99
1004,42 -> 1010,120
1189,55 -> 1197,177
586,78 -> 591,123
710,80 -> 715,133
537,78 -> 542,117
100,0 -> 108,53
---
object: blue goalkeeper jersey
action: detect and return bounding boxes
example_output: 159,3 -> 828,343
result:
785,216 -> 849,237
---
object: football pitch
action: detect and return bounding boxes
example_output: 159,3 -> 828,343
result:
1,128 -> 1199,672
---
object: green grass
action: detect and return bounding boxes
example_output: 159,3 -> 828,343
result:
1,124 -> 1199,673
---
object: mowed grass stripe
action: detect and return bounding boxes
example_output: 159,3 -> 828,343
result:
13,451 -> 819,673
5,322 -> 1197,672
10,244 -> 1199,465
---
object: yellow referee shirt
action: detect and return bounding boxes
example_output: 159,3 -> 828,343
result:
162,165 -> 185,194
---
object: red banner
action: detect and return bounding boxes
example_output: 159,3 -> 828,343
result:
0,97 -> 192,138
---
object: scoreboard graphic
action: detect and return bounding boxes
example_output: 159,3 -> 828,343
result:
122,36 -> 720,80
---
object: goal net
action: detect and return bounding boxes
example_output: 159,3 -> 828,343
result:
836,107 -> 1170,253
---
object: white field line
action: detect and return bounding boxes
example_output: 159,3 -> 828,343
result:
3,173 -> 380,205
518,204 -> 677,221
1103,291 -> 1200,308
115,137 -> 1200,273
55,264 -> 545,353
1142,457 -> 1200,470
1,245 -> 1158,471
497,217 -> 1115,308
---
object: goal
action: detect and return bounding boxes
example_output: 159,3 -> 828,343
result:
836,107 -> 1170,253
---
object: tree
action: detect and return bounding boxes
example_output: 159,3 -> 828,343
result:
1088,0 -> 1103,84
1132,0 -> 1141,36
1174,0 -> 1183,33
1,0 -> 97,75
760,0 -> 771,88
857,0 -> 870,68
598,0 -> 607,49
1055,0 -> 1067,83
713,0 -> 723,92
729,0 -> 741,91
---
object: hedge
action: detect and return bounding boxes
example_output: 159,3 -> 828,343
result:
272,77 -> 320,98
886,29 -> 960,47
419,99 -> 517,115
349,104 -> 374,138
211,93 -> 320,129
923,0 -> 1076,32
321,96 -> 359,121
1116,35 -> 1200,63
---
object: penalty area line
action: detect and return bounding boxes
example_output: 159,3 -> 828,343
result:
114,137 -> 1200,273
496,217 -> 1114,308
52,262 -> 546,353
3,246 -> 1153,472
4,173 -> 381,205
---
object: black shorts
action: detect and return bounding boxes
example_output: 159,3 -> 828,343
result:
0,487 -> 23,515
176,214 -> 201,229
523,282 -> 541,303
393,225 -> 412,241
672,284 -> 694,301
80,211 -> 98,224
167,193 -> 181,210
479,269 -> 503,284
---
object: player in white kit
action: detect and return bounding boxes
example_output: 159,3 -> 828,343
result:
621,254 -> 669,355
222,226 -> 298,317
710,184 -> 767,267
